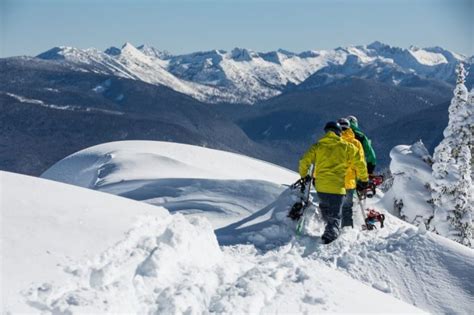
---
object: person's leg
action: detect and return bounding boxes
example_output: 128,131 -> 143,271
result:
317,192 -> 344,243
341,189 -> 355,228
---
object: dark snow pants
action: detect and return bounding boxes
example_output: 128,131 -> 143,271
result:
317,192 -> 344,242
341,189 -> 355,228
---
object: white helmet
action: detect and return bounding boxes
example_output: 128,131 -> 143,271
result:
347,115 -> 358,127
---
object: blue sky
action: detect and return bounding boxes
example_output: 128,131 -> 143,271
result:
1,0 -> 472,57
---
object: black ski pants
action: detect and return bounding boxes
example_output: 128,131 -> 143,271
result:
341,189 -> 355,228
317,192 -> 344,242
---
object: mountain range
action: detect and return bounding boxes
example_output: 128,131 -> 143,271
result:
1,41 -> 472,175
36,41 -> 473,104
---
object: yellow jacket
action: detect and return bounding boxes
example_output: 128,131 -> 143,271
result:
342,128 -> 368,189
299,131 -> 368,195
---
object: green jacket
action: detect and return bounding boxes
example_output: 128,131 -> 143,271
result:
350,122 -> 376,168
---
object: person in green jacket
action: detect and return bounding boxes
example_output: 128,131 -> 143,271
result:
299,121 -> 368,244
347,115 -> 377,174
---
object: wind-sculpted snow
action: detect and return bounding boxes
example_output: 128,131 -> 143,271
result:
1,171 -> 168,313
38,141 -> 474,314
3,171 -> 424,314
215,189 -> 322,249
217,185 -> 474,314
310,224 -> 474,314
42,141 -> 298,228
380,142 -> 435,226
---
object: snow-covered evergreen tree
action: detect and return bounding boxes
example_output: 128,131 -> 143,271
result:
430,63 -> 473,247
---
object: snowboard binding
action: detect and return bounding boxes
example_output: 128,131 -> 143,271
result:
288,164 -> 314,226
288,201 -> 305,221
288,175 -> 312,221
362,209 -> 385,230
360,174 -> 384,198
356,175 -> 386,231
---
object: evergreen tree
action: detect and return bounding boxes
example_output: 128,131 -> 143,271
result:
430,63 -> 473,247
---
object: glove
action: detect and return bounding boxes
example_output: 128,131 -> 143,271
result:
367,163 -> 376,175
356,181 -> 369,192
302,175 -> 312,183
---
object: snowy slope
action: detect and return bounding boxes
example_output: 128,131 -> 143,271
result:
380,142 -> 435,225
2,171 -> 424,314
216,187 -> 474,314
0,171 -> 169,313
36,43 -> 222,102
35,41 -> 470,104
41,141 -> 474,314
41,141 -> 298,228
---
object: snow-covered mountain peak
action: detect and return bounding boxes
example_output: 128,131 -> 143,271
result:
104,46 -> 121,56
36,46 -> 90,60
120,42 -> 147,59
121,42 -> 135,50
137,44 -> 172,59
408,47 -> 448,66
367,40 -> 393,51
258,50 -> 283,64
346,46 -> 375,63
36,46 -> 68,60
298,50 -> 320,58
276,48 -> 297,57
33,41 -> 471,104
230,47 -> 256,61
424,46 -> 467,62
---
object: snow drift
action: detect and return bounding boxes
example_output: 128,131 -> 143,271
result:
42,140 -> 297,228
2,170 -> 426,314
38,140 -> 474,314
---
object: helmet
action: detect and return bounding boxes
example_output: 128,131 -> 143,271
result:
347,115 -> 358,127
324,121 -> 342,136
337,118 -> 350,130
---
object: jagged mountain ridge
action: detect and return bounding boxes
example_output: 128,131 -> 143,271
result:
35,41 -> 472,104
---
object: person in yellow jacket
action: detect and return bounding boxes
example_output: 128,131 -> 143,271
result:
299,121 -> 368,244
338,118 -> 368,228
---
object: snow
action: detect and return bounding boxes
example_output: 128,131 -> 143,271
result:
35,140 -> 474,314
409,48 -> 448,65
1,171 -> 169,313
217,180 -> 474,314
3,92 -> 124,115
3,171 -> 427,314
36,42 -> 469,104
380,142 -> 434,226
430,66 -> 473,246
42,141 -> 298,228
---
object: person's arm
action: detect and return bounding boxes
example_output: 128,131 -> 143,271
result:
362,136 -> 376,173
299,144 -> 317,178
354,146 -> 368,183
349,143 -> 368,183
